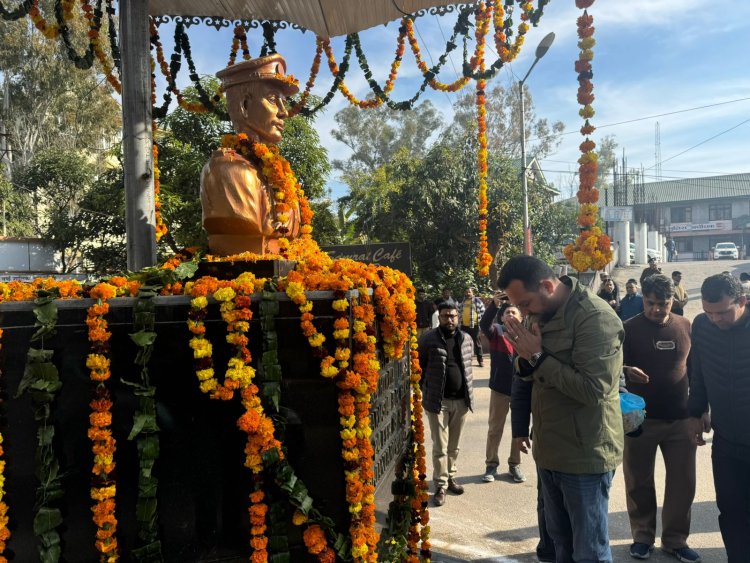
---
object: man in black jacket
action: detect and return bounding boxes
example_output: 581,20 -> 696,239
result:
688,273 -> 750,562
418,302 -> 475,507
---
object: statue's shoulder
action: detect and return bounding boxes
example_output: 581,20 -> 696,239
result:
202,149 -> 262,184
206,148 -> 259,168
201,149 -> 264,196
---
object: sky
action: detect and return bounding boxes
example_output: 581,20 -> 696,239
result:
158,0 -> 750,201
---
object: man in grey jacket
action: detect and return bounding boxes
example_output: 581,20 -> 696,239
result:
418,301 -> 475,507
499,255 -> 624,563
688,273 -> 750,562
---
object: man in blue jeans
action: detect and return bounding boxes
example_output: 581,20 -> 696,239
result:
499,256 -> 625,562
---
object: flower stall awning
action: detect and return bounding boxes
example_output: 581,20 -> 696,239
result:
147,0 -> 463,36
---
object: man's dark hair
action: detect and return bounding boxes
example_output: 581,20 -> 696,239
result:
626,278 -> 638,285
497,255 -> 555,291
740,272 -> 750,282
641,274 -> 674,302
671,271 -> 682,277
701,273 -> 744,303
437,301 -> 458,313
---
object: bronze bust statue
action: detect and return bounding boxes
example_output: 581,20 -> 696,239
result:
201,54 -> 301,256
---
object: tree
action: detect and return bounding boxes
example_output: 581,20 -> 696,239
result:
0,163 -> 35,237
16,148 -> 96,272
331,83 -> 571,289
77,166 -> 128,273
448,83 -> 564,161
331,101 -> 443,179
0,12 -> 121,171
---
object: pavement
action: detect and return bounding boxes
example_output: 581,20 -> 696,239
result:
426,259 -> 750,562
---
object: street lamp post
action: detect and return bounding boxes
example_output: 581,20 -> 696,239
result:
519,32 -> 555,256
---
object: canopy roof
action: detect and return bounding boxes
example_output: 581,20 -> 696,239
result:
147,0 -> 466,36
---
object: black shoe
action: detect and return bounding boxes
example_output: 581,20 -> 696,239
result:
447,478 -> 464,495
433,487 -> 446,506
630,543 -> 654,559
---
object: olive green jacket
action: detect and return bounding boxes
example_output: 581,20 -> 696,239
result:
525,277 -> 625,474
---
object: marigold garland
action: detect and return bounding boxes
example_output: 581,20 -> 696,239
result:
219,133 -> 314,254
0,329 -> 9,561
407,331 -> 431,560
492,0 -> 534,63
282,256 -> 427,562
563,1 -> 612,272
86,283 -> 119,561
475,2 -> 493,277
404,18 -> 471,93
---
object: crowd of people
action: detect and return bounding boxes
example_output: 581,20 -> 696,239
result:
416,258 -> 750,563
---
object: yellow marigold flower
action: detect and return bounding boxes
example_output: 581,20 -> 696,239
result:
299,301 -> 313,313
200,379 -> 218,393
340,415 -> 356,428
196,368 -> 214,381
321,365 -> 338,378
189,337 -> 212,358
213,287 -> 236,302
86,354 -> 110,370
292,510 -> 308,525
308,333 -> 325,347
356,426 -> 373,439
342,449 -> 359,461
191,296 -> 208,309
91,485 -> 116,501
333,329 -> 350,340
332,298 -> 348,311
285,281 -> 306,304
227,357 -> 244,369
351,543 -> 368,557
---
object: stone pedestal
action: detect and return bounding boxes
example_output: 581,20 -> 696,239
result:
0,293 -> 410,561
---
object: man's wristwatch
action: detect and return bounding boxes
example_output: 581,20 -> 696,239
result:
528,351 -> 546,368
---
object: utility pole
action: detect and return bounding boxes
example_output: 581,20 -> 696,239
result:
120,0 -> 157,270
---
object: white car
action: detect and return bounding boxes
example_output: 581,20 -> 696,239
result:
713,242 -> 739,260
628,243 -> 662,263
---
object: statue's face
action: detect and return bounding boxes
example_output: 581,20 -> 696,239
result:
230,81 -> 288,144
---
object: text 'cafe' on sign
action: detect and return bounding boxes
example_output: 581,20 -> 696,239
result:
320,242 -> 412,277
